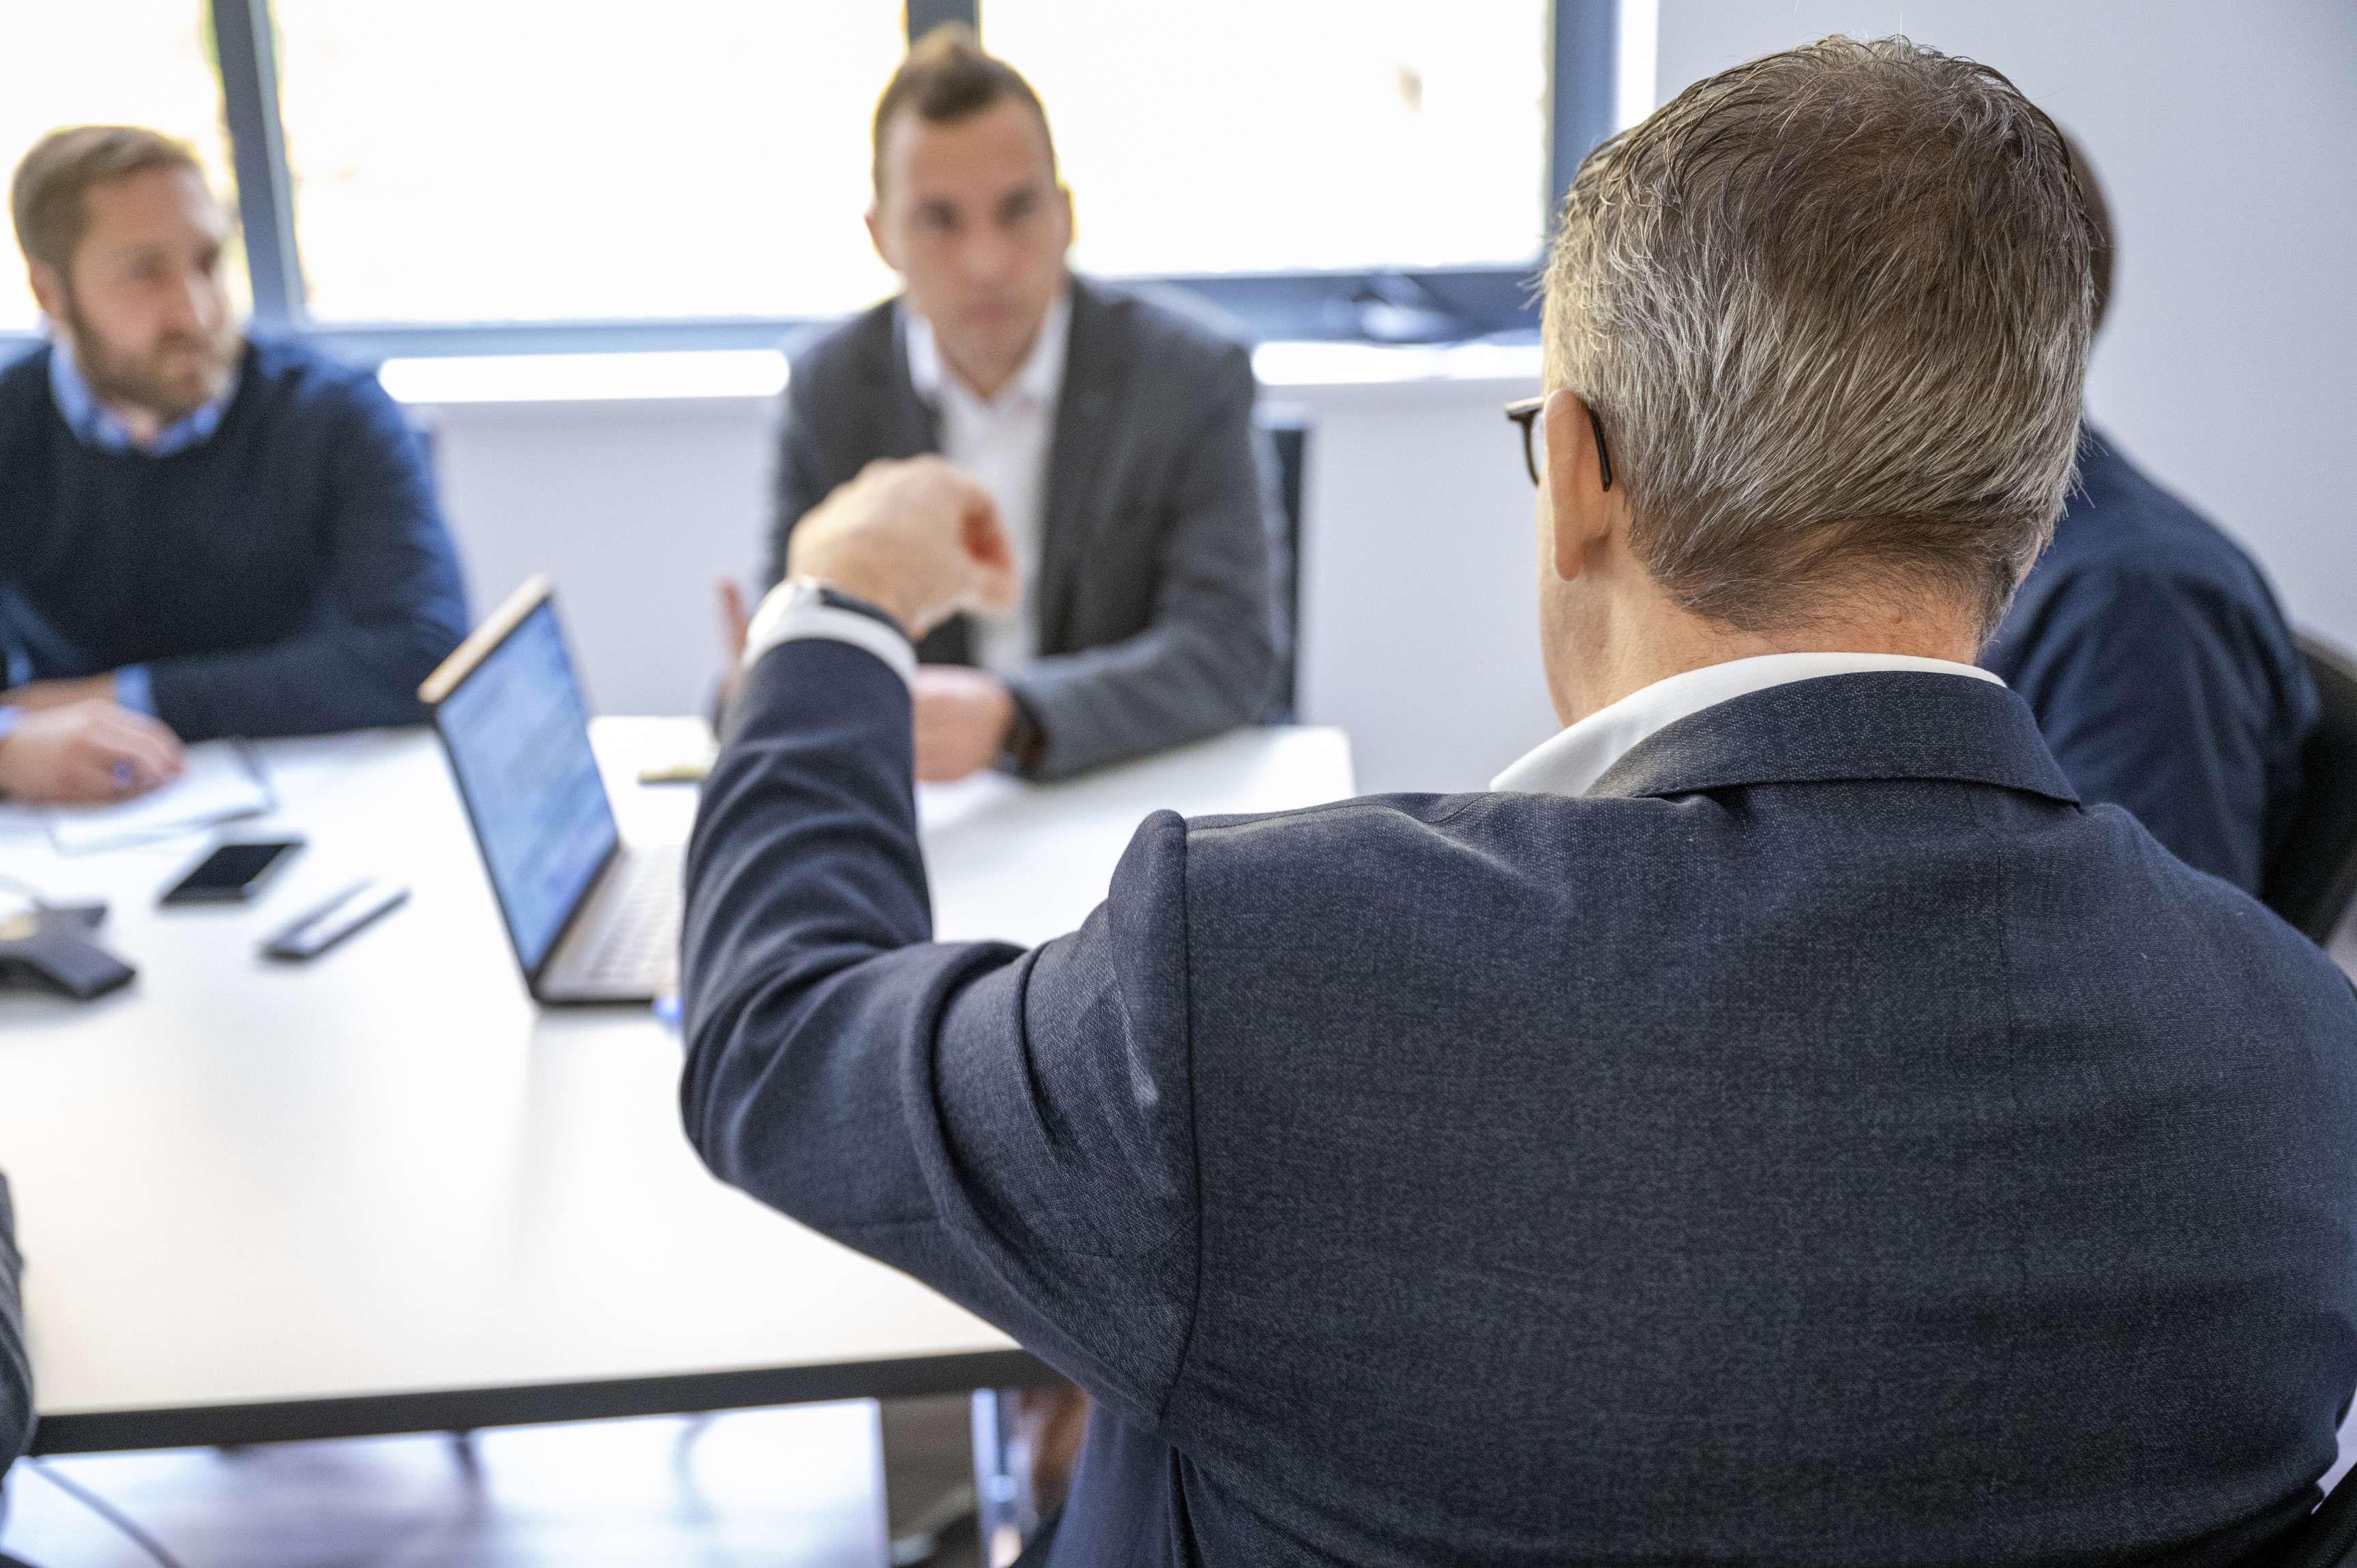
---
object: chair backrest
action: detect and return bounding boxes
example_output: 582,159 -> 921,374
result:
2262,634 -> 2357,943
1253,405 -> 1311,722
2273,1465 -> 2357,1568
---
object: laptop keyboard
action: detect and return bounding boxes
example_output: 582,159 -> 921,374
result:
577,848 -> 682,990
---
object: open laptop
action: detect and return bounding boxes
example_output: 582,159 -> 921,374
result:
419,576 -> 681,1004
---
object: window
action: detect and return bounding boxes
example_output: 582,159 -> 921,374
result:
0,1 -> 1617,351
269,0 -> 906,323
981,0 -> 1552,279
0,0 -> 241,333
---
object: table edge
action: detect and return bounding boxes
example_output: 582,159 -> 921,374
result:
30,1348 -> 1057,1455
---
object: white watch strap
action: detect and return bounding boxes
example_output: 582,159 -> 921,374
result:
741,578 -> 917,685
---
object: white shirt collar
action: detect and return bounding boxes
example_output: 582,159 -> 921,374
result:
904,287 -> 1071,412
1492,652 -> 2006,799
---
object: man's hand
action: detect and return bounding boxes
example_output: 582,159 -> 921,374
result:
0,701 -> 185,804
784,456 -> 1017,637
913,666 -> 1016,782
3,674 -> 119,712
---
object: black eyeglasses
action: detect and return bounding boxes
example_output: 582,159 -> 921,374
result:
1504,396 -> 1614,491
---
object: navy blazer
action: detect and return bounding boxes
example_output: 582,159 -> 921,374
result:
1985,427 -> 2317,893
683,643 -> 2357,1567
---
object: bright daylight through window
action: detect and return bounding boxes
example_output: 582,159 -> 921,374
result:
269,0 -> 908,323
0,1 -> 242,333
981,0 -> 1552,278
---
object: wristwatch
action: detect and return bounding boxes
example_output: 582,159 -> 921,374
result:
777,577 -> 906,636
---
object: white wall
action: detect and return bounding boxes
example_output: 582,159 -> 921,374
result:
417,0 -> 2356,797
1656,0 -> 2357,650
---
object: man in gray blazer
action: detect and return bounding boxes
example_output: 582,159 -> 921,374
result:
756,26 -> 1276,784
687,37 -> 2357,1567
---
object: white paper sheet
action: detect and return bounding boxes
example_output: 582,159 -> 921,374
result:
44,741 -> 274,853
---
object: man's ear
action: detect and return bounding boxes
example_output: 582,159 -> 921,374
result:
865,205 -> 897,273
1543,388 -> 1614,582
26,261 -> 66,327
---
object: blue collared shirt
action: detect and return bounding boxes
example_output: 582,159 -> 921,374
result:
10,339 -> 241,730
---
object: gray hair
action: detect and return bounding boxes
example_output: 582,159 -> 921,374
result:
1544,35 -> 2096,640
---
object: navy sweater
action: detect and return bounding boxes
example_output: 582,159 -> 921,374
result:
1985,427 -> 2317,893
0,338 -> 468,741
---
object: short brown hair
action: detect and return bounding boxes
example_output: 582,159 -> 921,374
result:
871,23 -> 1056,197
1545,36 -> 2095,641
10,125 -> 204,275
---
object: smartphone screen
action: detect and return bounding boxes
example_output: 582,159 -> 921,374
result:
160,840 -> 304,905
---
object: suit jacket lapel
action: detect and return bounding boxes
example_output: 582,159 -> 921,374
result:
1035,279 -> 1120,656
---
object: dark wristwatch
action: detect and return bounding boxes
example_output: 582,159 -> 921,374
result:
1001,689 -> 1048,775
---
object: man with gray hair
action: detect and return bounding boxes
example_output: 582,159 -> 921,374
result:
679,36 -> 2357,1565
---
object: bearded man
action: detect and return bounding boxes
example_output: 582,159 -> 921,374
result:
0,126 -> 466,804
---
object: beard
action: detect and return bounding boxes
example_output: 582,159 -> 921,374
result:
61,296 -> 240,427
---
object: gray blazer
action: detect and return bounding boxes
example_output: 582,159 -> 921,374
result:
685,651 -> 2357,1566
765,278 -> 1279,780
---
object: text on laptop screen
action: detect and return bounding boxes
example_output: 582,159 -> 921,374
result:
436,601 -> 618,973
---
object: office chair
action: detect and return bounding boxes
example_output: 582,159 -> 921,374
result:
2262,634 -> 2357,943
1254,405 -> 1311,723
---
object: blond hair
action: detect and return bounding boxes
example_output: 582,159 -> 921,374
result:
11,125 -> 205,274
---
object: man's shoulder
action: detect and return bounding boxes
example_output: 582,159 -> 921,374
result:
0,342 -> 53,426
238,337 -> 403,428
784,299 -> 900,390
1166,782 -> 2355,1016
1175,789 -> 1648,905
1996,432 -> 2295,685
2042,434 -> 2273,604
0,341 -> 50,391
1077,278 -> 1251,387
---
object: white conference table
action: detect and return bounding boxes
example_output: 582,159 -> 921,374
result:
0,719 -> 1354,1453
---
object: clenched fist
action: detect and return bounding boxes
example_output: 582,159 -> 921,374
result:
783,456 -> 1018,638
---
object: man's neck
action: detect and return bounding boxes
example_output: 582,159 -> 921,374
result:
924,287 -> 1067,405
1551,590 -> 1981,729
944,342 -> 1019,403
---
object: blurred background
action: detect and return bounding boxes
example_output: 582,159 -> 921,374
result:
0,0 -> 2348,785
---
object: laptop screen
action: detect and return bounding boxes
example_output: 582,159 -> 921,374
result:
434,599 -> 618,975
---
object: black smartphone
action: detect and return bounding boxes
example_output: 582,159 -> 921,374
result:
158,838 -> 306,906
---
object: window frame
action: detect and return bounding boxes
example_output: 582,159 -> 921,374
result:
3,0 -> 1622,364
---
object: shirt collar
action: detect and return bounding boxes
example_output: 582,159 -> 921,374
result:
904,286 -> 1071,413
1492,651 -> 2007,799
48,335 -> 239,457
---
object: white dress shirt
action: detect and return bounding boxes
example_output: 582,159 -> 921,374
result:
1492,652 -> 2006,799
904,291 -> 1071,674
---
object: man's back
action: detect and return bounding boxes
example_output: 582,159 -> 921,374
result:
1985,429 -> 2318,891
683,35 -> 2357,1567
1140,673 -> 2357,1565
687,657 -> 2357,1567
